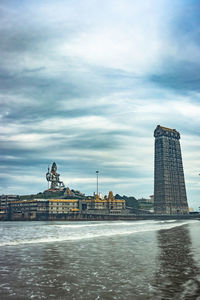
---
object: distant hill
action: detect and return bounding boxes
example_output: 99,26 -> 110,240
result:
19,188 -> 85,200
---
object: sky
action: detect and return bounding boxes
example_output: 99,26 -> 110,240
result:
1,0 -> 200,209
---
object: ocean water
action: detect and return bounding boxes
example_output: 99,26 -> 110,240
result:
0,220 -> 200,300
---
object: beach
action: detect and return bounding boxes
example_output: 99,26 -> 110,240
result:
1,220 -> 200,299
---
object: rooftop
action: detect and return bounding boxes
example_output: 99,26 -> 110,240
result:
159,125 -> 176,132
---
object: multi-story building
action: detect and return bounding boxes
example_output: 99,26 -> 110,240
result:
137,198 -> 154,213
107,191 -> 126,213
82,192 -> 126,213
48,199 -> 79,214
154,125 -> 189,214
8,191 -> 126,220
8,198 -> 80,220
8,199 -> 38,220
0,194 -> 19,214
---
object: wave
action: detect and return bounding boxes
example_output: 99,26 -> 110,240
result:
53,219 -> 179,229
0,220 -> 197,247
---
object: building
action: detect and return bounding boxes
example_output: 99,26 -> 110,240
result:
8,199 -> 48,220
48,199 -> 79,214
7,191 -> 126,220
81,192 -> 126,213
0,194 -> 19,214
137,197 -> 154,213
154,125 -> 189,214
8,198 -> 80,220
107,191 -> 126,213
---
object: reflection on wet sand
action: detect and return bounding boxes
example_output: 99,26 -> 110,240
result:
153,225 -> 200,300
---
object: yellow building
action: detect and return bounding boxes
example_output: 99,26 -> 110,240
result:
82,191 -> 126,213
9,198 -> 80,219
8,192 -> 126,220
48,199 -> 79,214
107,191 -> 126,213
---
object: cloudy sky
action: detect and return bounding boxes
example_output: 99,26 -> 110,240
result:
1,0 -> 200,209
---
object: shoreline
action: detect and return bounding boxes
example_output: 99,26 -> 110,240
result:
0,212 -> 199,221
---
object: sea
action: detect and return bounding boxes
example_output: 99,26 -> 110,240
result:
0,220 -> 200,300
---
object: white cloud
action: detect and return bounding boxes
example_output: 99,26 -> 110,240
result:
57,0 -> 165,74
37,115 -> 130,133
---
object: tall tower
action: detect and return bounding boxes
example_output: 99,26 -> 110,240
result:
154,125 -> 189,214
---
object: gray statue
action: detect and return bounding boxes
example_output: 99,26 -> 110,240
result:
46,162 -> 65,190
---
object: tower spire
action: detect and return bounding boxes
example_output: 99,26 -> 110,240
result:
154,125 -> 189,215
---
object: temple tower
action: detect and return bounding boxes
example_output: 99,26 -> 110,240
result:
154,125 -> 189,214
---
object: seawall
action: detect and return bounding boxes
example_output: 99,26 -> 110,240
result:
0,212 -> 199,221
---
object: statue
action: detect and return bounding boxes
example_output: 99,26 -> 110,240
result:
46,162 -> 65,190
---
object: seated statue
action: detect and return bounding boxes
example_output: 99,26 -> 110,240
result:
46,162 -> 65,190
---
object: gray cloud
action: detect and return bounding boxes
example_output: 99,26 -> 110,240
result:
0,0 -> 200,209
150,60 -> 200,93
148,0 -> 200,93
